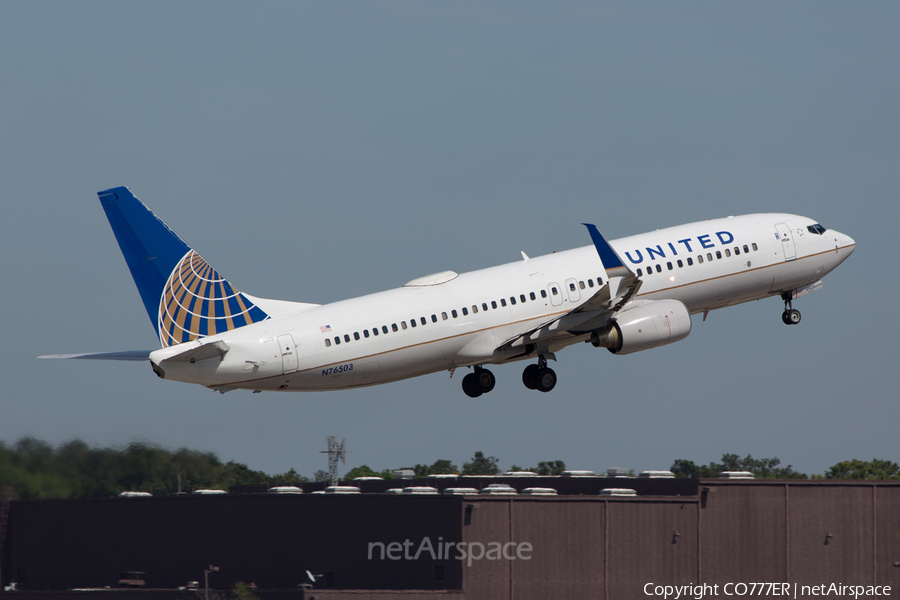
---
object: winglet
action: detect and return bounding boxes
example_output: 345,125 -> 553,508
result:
582,223 -> 634,278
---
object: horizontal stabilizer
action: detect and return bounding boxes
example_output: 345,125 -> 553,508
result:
38,351 -> 152,361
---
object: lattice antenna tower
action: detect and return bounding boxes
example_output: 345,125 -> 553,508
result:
320,436 -> 347,486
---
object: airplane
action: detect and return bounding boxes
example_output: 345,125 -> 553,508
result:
41,187 -> 855,397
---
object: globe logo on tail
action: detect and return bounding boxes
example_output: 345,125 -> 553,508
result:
158,250 -> 268,347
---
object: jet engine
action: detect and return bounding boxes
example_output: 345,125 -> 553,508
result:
589,300 -> 692,355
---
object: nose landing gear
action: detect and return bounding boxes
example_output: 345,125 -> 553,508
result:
781,293 -> 801,325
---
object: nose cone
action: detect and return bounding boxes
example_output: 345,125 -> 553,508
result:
833,230 -> 855,260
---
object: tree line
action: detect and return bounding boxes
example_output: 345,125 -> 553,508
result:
1,437 -> 896,500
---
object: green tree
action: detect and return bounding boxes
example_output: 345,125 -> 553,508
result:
231,582 -> 260,600
269,468 -> 310,486
670,454 -> 807,479
535,460 -> 566,476
824,459 -> 900,480
462,451 -> 499,476
344,464 -> 386,480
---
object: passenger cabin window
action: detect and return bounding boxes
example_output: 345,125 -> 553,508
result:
569,283 -> 576,292
441,312 -> 448,321
587,279 -> 594,288
677,260 -> 683,268
373,327 -> 379,336
421,317 -> 427,325
698,255 -> 704,264
752,243 -> 758,251
530,292 -> 536,300
382,325 -> 389,334
334,337 -> 341,345
354,332 -> 360,340
715,251 -> 722,259
410,319 -> 416,328
451,310 -> 458,318
551,287 -> 558,296
743,245 -> 749,253
656,264 -> 662,273
325,339 -> 331,347
364,329 -> 370,338
483,303 -> 489,311
432,314 -> 437,323
667,262 -> 673,271
344,334 -> 351,343
707,253 -> 713,261
501,298 -> 507,307
724,249 -> 731,258
471,305 -> 477,314
579,281 -> 585,290
461,307 -> 469,317
510,297 -> 516,305
520,294 -> 527,303
734,247 -> 740,255
597,277 -> 604,285
401,321 -> 407,330
541,290 -> 547,298
491,301 -> 498,309
637,268 -> 643,276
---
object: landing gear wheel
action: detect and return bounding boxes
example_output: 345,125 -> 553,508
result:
534,367 -> 557,393
475,368 -> 496,393
462,373 -> 482,398
522,364 -> 540,390
781,293 -> 801,325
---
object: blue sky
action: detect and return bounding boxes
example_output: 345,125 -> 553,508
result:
1,2 -> 897,479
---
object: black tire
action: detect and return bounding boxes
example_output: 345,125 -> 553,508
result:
782,310 -> 791,325
476,369 -> 496,394
462,373 -> 482,398
522,364 -> 539,390
789,309 -> 801,325
535,367 -> 557,393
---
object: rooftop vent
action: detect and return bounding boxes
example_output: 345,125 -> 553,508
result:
268,486 -> 303,494
443,487 -> 479,495
384,488 -> 404,494
607,467 -> 631,478
392,469 -> 415,479
561,470 -> 597,477
639,470 -> 675,479
503,471 -> 538,476
521,487 -> 558,496
480,484 -> 517,496
402,486 -> 439,495
600,488 -> 637,497
325,485 -> 361,494
193,489 -> 227,495
718,471 -> 755,479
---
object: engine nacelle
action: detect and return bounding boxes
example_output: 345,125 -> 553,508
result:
590,300 -> 692,355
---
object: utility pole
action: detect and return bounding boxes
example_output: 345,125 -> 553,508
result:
204,565 -> 219,600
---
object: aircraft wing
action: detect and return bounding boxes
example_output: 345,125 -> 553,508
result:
497,224 -> 642,351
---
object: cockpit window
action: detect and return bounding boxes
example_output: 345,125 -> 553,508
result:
807,224 -> 827,235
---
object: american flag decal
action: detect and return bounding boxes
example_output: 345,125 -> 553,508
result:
320,325 -> 332,333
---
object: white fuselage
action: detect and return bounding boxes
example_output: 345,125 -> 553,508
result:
149,213 -> 855,392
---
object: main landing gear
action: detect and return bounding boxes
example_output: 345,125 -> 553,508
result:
462,366 -> 496,398
522,355 -> 557,393
781,292 -> 801,325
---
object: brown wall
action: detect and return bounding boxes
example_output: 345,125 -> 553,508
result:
4,480 -> 899,600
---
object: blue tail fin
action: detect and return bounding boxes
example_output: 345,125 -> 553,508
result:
98,187 -> 269,347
